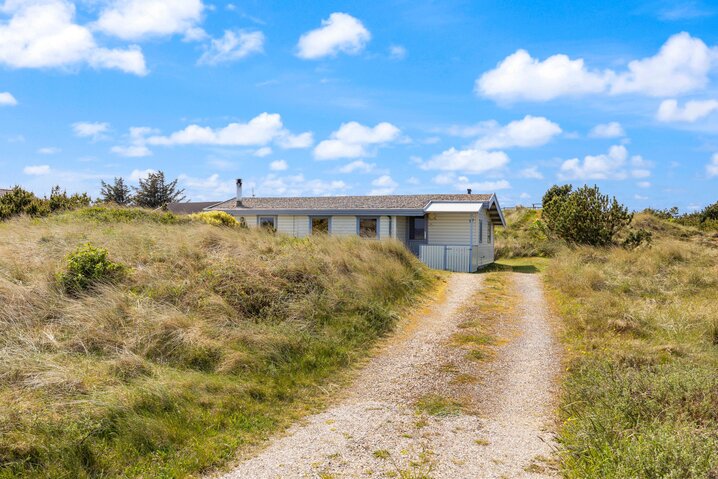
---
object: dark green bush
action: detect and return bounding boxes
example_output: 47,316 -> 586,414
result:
57,243 -> 126,293
542,184 -> 633,246
622,228 -> 653,250
0,186 -> 90,221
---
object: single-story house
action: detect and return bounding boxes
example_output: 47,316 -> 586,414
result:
206,179 -> 505,273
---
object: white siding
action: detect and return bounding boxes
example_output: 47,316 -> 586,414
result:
428,213 -> 472,245
379,216 -> 391,239
330,216 -> 357,236
395,216 -> 408,243
276,215 -> 310,237
234,215 -> 257,227
427,211 -> 495,269
475,209 -> 494,267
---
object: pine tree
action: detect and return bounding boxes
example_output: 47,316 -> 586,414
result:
100,177 -> 133,205
132,171 -> 185,209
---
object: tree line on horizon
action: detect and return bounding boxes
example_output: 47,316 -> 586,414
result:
0,171 -> 185,221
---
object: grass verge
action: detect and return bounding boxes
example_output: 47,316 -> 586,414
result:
0,209 -> 437,478
546,219 -> 718,478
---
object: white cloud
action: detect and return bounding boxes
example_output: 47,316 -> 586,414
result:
0,0 -> 147,75
269,159 -> 288,171
519,166 -> 544,179
276,131 -> 314,149
254,146 -> 272,157
111,126 -> 155,157
476,32 -> 718,102
198,30 -> 264,65
147,113 -> 312,150
338,160 -> 375,173
72,121 -> 110,139
94,0 -> 204,41
129,168 -> 157,181
389,44 -> 406,60
474,115 -> 561,149
37,147 -> 60,154
559,145 -> 652,180
314,121 -> 400,160
433,173 -> 511,192
589,121 -> 625,138
637,181 -> 651,188
657,98 -> 718,122
369,175 -> 398,195
476,49 -> 609,101
111,145 -> 152,157
610,32 -> 716,96
707,153 -> 718,177
0,91 -> 17,106
178,173 -> 233,197
257,173 -> 348,196
23,164 -> 51,175
296,12 -> 370,60
420,147 -> 510,174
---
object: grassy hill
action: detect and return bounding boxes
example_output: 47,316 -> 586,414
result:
0,209 -> 436,478
498,208 -> 718,477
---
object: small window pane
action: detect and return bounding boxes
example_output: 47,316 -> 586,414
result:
258,216 -> 275,230
359,218 -> 377,238
409,217 -> 426,240
312,217 -> 329,234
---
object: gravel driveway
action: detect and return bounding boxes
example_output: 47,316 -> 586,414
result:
218,272 -> 560,479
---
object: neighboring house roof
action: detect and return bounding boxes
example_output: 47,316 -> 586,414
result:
208,193 -> 505,226
0,188 -> 10,197
166,201 -> 222,215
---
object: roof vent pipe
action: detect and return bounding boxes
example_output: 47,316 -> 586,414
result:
467,188 -> 472,195
236,179 -> 243,206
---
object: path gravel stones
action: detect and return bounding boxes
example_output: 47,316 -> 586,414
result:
218,272 -> 560,479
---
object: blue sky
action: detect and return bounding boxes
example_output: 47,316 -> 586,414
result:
1,0 -> 718,210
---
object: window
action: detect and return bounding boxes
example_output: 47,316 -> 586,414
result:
311,217 -> 330,234
409,216 -> 426,240
258,216 -> 276,231
478,219 -> 483,243
358,217 -> 378,238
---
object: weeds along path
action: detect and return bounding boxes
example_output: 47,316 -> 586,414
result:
218,272 -> 560,479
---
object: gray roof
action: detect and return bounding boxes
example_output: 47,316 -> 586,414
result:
166,201 -> 221,215
209,194 -> 494,212
0,188 -> 10,197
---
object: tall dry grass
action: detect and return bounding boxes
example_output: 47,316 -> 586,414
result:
548,214 -> 718,478
0,209 -> 436,478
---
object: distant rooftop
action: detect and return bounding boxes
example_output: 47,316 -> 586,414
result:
0,188 -> 10,197
166,201 -> 222,215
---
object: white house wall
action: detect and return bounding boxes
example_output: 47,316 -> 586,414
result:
235,215 -> 257,227
277,215 -> 310,237
428,212 -> 494,267
379,216 -> 391,239
330,216 -> 357,236
395,216 -> 408,243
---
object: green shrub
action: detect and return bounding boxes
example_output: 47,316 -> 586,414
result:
188,211 -> 241,227
69,206 -> 185,224
56,243 -> 126,293
622,228 -> 653,250
0,186 -> 90,221
542,184 -> 632,246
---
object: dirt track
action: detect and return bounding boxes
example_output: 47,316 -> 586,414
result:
219,272 -> 560,479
